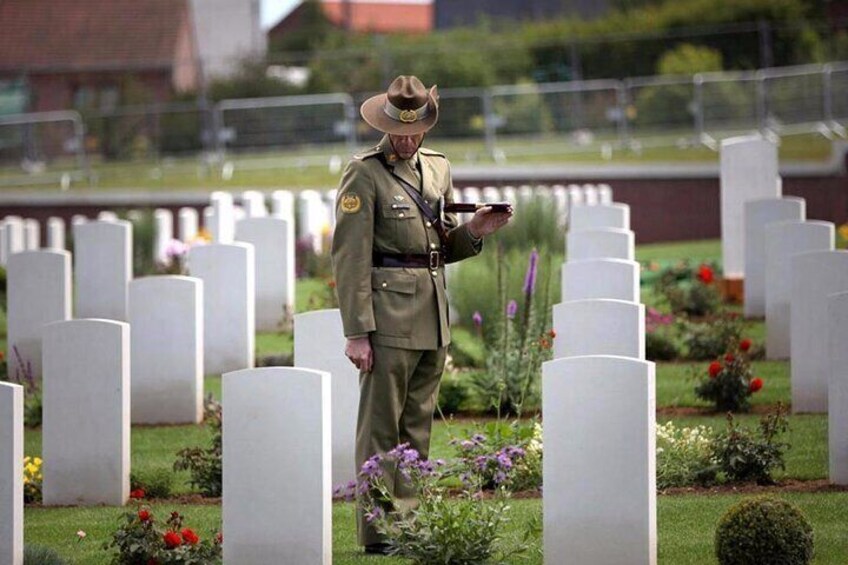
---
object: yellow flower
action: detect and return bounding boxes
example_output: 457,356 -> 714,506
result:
24,456 -> 31,464
23,476 -> 30,485
839,224 -> 848,242
33,457 -> 42,466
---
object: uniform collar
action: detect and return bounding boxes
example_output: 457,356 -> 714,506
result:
379,134 -> 418,167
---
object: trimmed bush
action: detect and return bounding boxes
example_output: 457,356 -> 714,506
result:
715,496 -> 814,565
24,545 -> 69,565
129,468 -> 174,499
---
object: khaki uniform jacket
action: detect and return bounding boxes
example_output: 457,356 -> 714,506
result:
331,135 -> 482,350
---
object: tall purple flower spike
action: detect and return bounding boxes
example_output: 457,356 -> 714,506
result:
472,311 -> 483,326
523,249 -> 539,295
506,300 -> 518,319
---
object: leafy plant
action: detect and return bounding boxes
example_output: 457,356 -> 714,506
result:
435,370 -> 470,416
694,337 -> 762,412
715,496 -> 813,565
712,404 -> 790,485
684,313 -> 745,361
655,261 -> 721,317
103,506 -> 222,564
348,444 -> 533,564
130,468 -> 174,500
6,345 -> 41,428
23,544 -> 69,565
173,396 -> 221,497
656,422 -> 717,489
23,455 -> 43,503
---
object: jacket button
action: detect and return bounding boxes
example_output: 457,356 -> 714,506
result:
399,212 -> 405,218
430,242 -> 437,249
430,270 -> 437,277
381,282 -> 387,288
425,221 -> 432,228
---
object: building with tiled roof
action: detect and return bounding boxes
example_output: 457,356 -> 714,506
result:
269,0 -> 433,41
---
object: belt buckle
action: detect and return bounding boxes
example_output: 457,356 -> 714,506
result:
429,250 -> 440,270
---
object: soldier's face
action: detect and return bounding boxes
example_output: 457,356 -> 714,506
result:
389,133 -> 425,160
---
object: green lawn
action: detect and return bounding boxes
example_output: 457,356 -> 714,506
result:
17,238 -> 848,563
24,493 -> 848,564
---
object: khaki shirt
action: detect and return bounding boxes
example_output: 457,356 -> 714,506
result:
331,135 -> 482,350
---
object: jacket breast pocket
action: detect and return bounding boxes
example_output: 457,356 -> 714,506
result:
371,270 -> 416,337
381,204 -> 418,248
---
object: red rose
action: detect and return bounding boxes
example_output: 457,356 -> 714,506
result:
130,489 -> 145,499
181,528 -> 200,545
740,339 -> 752,352
724,353 -> 735,363
163,531 -> 182,549
697,264 -> 714,284
708,361 -> 722,378
215,532 -> 223,544
749,377 -> 763,393
549,329 -> 556,339
539,338 -> 551,349
138,509 -> 151,522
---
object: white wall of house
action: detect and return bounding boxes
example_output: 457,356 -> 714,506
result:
191,0 -> 267,80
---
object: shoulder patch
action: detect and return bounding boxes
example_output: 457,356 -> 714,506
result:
340,193 -> 362,214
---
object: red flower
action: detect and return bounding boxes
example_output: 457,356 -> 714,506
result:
724,353 -> 735,363
130,489 -> 145,499
749,377 -> 764,393
138,509 -> 151,522
708,361 -> 722,378
740,339 -> 752,352
549,329 -> 556,339
539,338 -> 551,350
163,531 -> 182,549
181,528 -> 200,545
697,264 -> 714,284
215,532 -> 223,544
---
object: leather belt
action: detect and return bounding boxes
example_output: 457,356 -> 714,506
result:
373,251 -> 444,269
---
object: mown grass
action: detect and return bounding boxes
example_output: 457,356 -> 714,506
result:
24,493 -> 848,564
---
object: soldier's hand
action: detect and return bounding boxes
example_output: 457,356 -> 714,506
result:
467,205 -> 513,239
345,336 -> 373,373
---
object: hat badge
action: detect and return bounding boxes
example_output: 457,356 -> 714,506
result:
398,109 -> 418,123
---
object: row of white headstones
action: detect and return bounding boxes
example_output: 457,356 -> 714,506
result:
0,182 -> 612,563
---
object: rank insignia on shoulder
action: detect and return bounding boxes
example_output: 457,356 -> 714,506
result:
393,195 -> 405,202
388,154 -> 398,162
341,193 -> 362,214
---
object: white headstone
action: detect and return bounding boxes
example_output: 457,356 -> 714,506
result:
582,184 -> 600,205
298,190 -> 330,253
720,136 -> 780,278
552,185 -> 568,221
129,276 -> 204,424
74,220 -> 132,321
553,299 -> 645,359
46,217 -> 65,251
271,190 -> 295,222
0,382 -> 23,565
2,217 -> 24,265
210,191 -> 235,243
187,243 -> 255,375
598,183 -> 613,204
294,309 -> 359,487
223,367 -> 331,564
518,185 -> 534,203
97,211 -> 118,222
242,190 -> 267,218
482,186 -> 501,203
71,215 -> 87,227
7,250 -> 72,381
462,186 -> 482,203
743,197 -> 806,317
23,219 -> 39,250
765,220 -> 834,359
829,291 -> 848,485
790,251 -> 848,413
543,355 -> 656,564
235,217 -> 295,332
570,203 -> 630,231
42,319 -> 130,506
324,189 -> 338,227
567,185 -> 584,208
178,207 -> 199,242
501,186 -> 517,205
567,228 -> 635,261
561,259 -> 640,303
154,208 -> 174,264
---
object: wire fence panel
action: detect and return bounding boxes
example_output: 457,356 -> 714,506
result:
763,65 -> 827,134
699,71 -> 761,138
0,111 -> 87,186
625,76 -> 696,141
218,93 -> 356,153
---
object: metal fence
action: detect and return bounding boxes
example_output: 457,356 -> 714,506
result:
1,60 -> 846,186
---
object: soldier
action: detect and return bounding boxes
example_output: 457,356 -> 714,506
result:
331,75 -> 512,554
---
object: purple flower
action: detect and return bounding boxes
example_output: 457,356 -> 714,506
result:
459,440 -> 475,450
472,311 -> 483,327
494,471 -> 508,484
164,238 -> 188,260
365,506 -> 385,523
523,248 -> 539,295
360,456 -> 383,479
471,433 -> 487,444
506,300 -> 518,319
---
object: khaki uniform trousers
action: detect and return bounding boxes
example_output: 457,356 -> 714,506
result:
355,342 -> 448,546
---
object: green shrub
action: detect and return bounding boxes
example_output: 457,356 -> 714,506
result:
646,331 -> 679,361
656,421 -> 717,489
127,209 -> 157,277
436,371 -> 470,416
130,468 -> 174,500
447,327 -> 486,369
715,496 -> 813,565
684,314 -> 744,361
712,405 -> 789,485
173,396 -> 222,497
694,338 -> 762,412
24,545 -> 69,565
